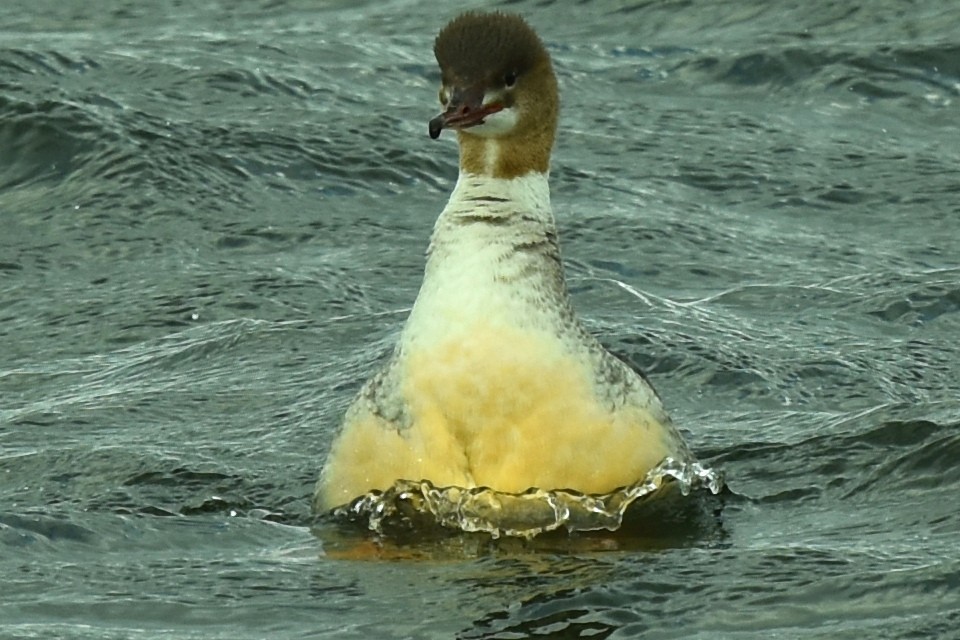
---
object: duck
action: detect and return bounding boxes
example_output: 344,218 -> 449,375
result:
313,11 -> 693,513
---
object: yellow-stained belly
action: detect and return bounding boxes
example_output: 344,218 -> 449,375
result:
317,323 -> 670,510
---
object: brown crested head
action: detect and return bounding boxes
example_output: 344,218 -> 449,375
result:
434,12 -> 546,89
429,12 -> 559,177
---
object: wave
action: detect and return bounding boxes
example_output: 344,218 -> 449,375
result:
325,457 -> 724,539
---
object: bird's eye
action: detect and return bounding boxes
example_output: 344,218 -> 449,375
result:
504,71 -> 518,88
438,87 -> 448,105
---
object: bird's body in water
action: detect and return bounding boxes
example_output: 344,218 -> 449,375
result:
314,11 -> 693,512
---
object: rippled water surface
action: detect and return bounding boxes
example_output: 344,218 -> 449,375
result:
3,0 -> 959,638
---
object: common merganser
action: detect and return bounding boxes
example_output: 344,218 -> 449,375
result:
314,11 -> 692,512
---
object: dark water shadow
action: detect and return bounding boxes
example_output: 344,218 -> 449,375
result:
312,485 -> 731,561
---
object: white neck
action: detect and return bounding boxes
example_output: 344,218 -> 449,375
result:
440,171 -> 552,223
400,171 -> 574,350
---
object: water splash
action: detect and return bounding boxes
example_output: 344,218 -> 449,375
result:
331,458 -> 724,539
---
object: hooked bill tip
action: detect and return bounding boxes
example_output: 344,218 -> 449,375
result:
428,115 -> 444,139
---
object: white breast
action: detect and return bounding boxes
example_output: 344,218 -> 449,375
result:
401,171 -> 567,350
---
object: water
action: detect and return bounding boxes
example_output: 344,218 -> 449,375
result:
333,458 -> 723,539
2,0 -> 959,637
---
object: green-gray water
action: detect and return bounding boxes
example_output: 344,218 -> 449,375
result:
2,1 -> 959,637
